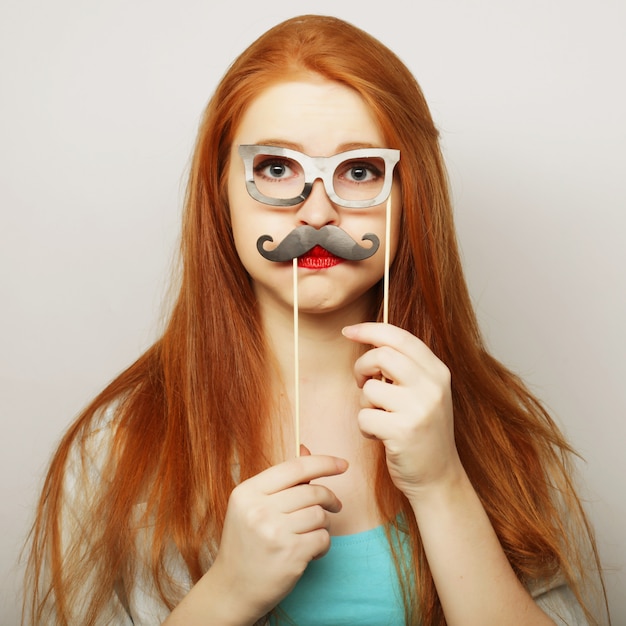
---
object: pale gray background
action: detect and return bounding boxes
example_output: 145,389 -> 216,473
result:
1,1 -> 624,623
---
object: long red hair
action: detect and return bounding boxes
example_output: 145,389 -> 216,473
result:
24,14 -> 607,625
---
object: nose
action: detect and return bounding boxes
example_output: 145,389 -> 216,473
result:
296,179 -> 339,228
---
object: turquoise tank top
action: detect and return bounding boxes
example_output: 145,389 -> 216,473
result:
270,523 -> 408,625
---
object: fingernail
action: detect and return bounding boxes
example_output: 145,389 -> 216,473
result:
336,458 -> 349,472
341,325 -> 356,338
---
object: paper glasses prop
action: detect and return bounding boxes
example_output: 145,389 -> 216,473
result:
239,144 -> 401,456
239,144 -> 399,208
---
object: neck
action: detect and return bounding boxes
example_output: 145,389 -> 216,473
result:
259,291 -> 377,457
261,293 -> 374,388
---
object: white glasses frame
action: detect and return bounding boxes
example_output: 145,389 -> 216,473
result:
238,144 -> 400,209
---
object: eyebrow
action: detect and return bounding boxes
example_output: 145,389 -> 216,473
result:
253,139 -> 381,154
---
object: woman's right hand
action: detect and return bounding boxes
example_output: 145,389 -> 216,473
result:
205,450 -> 348,623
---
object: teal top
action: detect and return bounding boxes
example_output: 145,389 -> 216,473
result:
270,524 -> 408,625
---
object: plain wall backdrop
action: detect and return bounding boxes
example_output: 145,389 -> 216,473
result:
1,0 -> 624,623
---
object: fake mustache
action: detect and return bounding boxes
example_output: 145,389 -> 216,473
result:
256,225 -> 380,262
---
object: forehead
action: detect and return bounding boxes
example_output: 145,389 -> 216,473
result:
233,79 -> 385,155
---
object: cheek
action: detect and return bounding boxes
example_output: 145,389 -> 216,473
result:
228,214 -> 260,280
228,165 -> 260,265
229,201 -> 292,279
230,214 -> 264,279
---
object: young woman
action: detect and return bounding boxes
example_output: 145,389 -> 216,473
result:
23,14 -> 608,626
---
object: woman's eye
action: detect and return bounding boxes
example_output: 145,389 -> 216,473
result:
339,161 -> 382,184
255,158 -> 297,181
269,164 -> 286,177
349,166 -> 370,182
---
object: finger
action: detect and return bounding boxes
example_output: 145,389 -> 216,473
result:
353,346 -> 418,388
360,378 -> 412,414
347,323 -> 451,388
357,406 -> 410,442
287,505 -> 332,535
303,527 -> 333,560
254,455 -> 349,495
343,322 -> 440,368
274,483 -> 343,515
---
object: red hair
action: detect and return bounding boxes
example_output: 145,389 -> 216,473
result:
24,14 -> 607,625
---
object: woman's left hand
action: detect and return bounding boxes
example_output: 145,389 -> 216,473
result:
342,322 -> 464,502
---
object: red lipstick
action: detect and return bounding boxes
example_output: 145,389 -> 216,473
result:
297,245 -> 344,269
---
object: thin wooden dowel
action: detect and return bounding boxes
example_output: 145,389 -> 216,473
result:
293,258 -> 300,457
383,193 -> 392,325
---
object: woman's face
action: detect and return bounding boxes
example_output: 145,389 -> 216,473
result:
227,77 -> 401,317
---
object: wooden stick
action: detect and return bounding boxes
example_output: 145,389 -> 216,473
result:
383,193 -> 392,325
293,258 -> 300,457
379,194 -> 393,386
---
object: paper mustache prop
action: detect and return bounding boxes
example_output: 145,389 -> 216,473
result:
256,224 -> 380,262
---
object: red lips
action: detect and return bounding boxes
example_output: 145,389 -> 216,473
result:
297,245 -> 344,269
